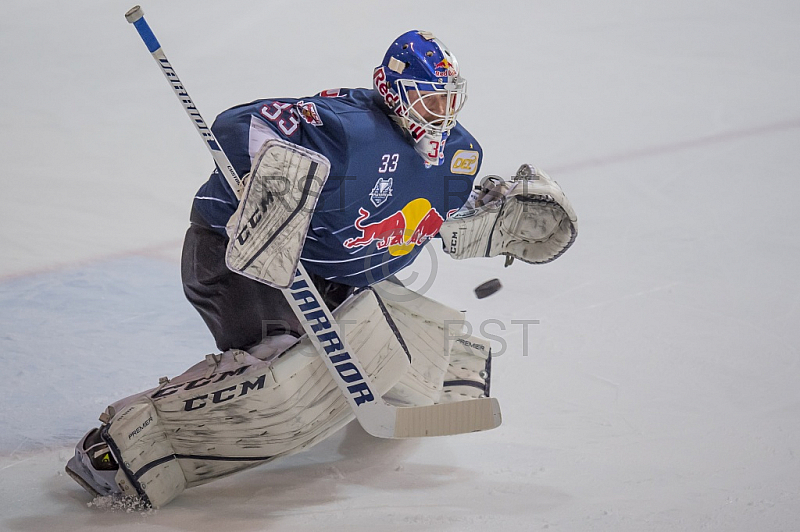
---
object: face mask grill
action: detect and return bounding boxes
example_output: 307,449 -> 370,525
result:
395,77 -> 467,134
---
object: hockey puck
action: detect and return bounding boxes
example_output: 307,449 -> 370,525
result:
474,278 -> 502,299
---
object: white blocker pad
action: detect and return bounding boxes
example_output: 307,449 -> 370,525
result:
441,165 -> 578,264
226,139 -> 331,288
99,287 -> 410,508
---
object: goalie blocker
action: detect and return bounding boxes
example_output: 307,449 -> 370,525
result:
225,139 -> 331,289
66,281 -> 497,508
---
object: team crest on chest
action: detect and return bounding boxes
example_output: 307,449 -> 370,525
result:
369,177 -> 393,207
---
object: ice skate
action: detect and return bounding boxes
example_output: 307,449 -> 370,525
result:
65,427 -> 121,498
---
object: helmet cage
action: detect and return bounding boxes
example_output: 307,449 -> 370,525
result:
394,77 -> 467,135
375,30 -> 468,138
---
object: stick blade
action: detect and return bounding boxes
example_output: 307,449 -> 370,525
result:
392,397 -> 502,438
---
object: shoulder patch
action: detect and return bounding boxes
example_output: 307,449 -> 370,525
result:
450,149 -> 480,175
317,88 -> 343,98
296,101 -> 323,127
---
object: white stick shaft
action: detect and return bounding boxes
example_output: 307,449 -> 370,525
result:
125,5 -> 244,197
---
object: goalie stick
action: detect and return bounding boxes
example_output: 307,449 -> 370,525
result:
124,5 -> 500,438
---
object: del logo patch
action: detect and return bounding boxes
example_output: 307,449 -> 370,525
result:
450,150 -> 479,175
369,177 -> 393,207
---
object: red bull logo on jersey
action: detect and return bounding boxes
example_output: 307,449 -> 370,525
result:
343,198 -> 445,256
434,59 -> 458,79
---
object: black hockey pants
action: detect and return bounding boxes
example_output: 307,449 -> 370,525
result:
181,208 -> 354,352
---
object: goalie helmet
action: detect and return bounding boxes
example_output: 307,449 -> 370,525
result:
373,30 -> 468,165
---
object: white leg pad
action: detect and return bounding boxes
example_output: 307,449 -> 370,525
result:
101,288 -> 409,507
103,401 -> 187,505
376,280 -> 478,406
439,333 -> 492,403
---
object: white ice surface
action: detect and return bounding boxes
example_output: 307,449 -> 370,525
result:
2,0 -> 800,530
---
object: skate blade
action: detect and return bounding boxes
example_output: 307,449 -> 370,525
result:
65,463 -> 102,498
66,463 -> 151,511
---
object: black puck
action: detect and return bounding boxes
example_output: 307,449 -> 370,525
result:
474,278 -> 502,299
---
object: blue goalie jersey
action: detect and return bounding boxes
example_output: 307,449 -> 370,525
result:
193,88 -> 482,287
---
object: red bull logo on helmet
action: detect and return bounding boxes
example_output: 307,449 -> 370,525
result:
374,67 -> 401,109
343,198 -> 444,256
434,59 -> 458,79
373,67 -> 428,141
